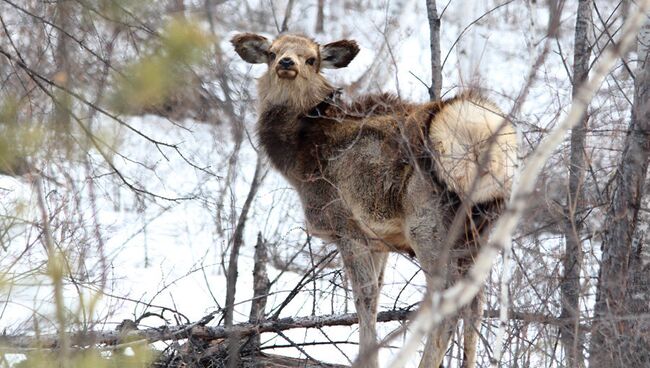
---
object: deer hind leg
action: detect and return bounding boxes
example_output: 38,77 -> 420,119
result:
418,317 -> 457,368
337,237 -> 386,368
461,289 -> 484,368
416,258 -> 458,368
403,176 -> 455,368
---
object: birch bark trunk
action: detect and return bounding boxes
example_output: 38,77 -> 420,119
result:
559,1 -> 591,366
589,11 -> 650,368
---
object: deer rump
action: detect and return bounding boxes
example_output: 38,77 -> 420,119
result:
426,95 -> 517,204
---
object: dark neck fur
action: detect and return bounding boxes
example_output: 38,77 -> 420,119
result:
257,104 -> 298,173
257,102 -> 333,177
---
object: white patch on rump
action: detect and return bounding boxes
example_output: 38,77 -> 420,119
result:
429,97 -> 517,203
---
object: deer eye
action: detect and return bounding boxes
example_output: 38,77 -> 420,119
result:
268,52 -> 276,60
306,57 -> 316,65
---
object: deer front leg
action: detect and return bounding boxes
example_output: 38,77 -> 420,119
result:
336,236 -> 387,368
404,177 -> 456,368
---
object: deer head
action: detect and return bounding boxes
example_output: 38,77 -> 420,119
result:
231,33 -> 359,112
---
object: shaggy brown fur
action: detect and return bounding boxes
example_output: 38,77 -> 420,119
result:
232,32 -> 516,368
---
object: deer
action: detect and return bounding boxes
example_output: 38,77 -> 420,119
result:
231,32 -> 517,368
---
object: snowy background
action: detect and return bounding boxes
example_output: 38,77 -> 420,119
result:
0,0 -> 633,366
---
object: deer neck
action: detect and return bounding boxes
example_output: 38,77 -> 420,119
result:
256,86 -> 339,177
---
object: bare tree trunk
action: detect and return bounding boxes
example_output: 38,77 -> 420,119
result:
619,15 -> 650,367
559,1 -> 591,366
624,170 -> 650,366
280,0 -> 295,33
248,232 -> 270,350
54,0 -> 72,157
426,0 -> 442,100
315,0 -> 325,33
589,12 -> 650,368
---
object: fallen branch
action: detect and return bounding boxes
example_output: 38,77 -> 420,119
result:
0,307 -> 588,353
0,310 -> 412,350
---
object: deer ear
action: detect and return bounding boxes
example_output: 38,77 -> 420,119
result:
321,40 -> 359,69
231,33 -> 271,64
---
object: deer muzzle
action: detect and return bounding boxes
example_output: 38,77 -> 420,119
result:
276,57 -> 298,79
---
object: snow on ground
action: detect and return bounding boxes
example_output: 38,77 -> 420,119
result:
1,0 -> 615,366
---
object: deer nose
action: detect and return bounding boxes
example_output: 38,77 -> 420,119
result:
278,57 -> 294,68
